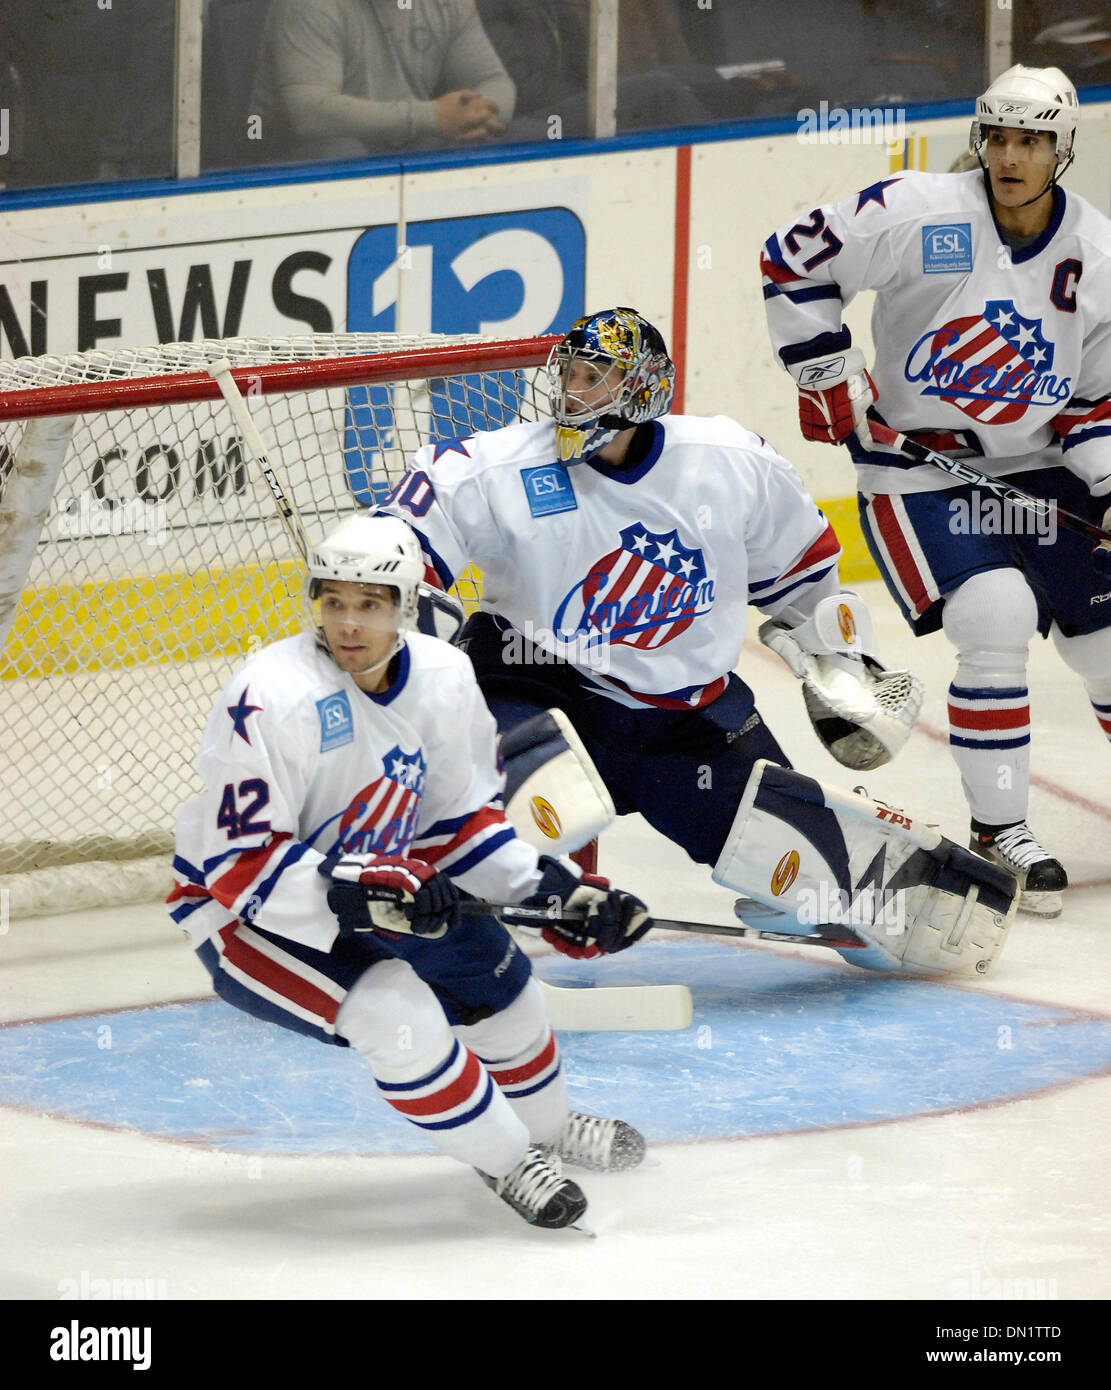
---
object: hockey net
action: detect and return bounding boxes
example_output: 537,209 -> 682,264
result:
0,332 -> 558,917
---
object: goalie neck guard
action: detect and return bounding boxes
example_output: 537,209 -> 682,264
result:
306,513 -> 423,674
546,307 -> 675,462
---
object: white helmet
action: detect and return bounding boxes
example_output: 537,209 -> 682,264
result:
306,513 -> 423,669
969,64 -> 1079,165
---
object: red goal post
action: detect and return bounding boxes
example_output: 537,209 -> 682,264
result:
0,332 -> 559,917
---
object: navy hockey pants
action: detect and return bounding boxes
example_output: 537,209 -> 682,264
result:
459,612 -> 791,867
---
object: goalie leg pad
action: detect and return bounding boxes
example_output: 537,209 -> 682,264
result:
501,708 -> 615,855
713,761 -> 1017,975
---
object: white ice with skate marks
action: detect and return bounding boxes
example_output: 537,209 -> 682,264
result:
1,584 -> 1109,1299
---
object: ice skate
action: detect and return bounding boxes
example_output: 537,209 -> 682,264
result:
546,1111 -> 646,1172
970,822 -> 1067,919
478,1147 -> 588,1228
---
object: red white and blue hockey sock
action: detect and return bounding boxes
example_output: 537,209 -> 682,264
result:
1050,629 -> 1111,747
1091,693 -> 1111,743
947,680 -> 1031,826
454,979 -> 568,1146
335,959 -> 529,1177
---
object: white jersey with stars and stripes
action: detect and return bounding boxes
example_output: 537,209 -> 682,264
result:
763,170 -> 1111,496
377,413 -> 842,711
169,631 -> 542,953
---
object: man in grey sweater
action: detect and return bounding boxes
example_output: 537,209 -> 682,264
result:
251,0 -> 515,160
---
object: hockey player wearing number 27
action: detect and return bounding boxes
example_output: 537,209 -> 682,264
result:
168,513 -> 653,1231
375,307 -> 1019,979
764,64 -> 1111,918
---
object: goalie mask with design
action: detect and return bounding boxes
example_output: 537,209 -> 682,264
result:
546,307 -> 675,462
306,514 -> 423,678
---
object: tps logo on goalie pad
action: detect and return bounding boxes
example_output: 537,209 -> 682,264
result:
771,851 -> 800,896
530,796 -> 562,840
553,524 -> 714,650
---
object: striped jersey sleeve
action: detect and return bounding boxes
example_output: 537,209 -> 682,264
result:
168,683 -> 337,951
742,442 -> 843,614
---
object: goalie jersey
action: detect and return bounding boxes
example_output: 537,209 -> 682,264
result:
763,170 -> 1111,496
169,632 -> 542,952
376,414 -> 842,710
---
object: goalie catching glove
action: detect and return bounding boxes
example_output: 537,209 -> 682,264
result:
320,853 -> 461,939
502,856 -> 652,959
760,592 -> 924,770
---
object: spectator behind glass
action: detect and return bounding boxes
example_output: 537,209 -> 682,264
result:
250,0 -> 515,161
477,0 -> 807,139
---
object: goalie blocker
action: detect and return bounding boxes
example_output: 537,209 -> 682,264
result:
714,760 -> 1018,975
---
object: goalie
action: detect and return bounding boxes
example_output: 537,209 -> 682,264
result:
378,307 -> 1018,976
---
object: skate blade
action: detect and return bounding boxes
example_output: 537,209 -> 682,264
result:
570,1218 -> 597,1237
1017,891 -> 1063,919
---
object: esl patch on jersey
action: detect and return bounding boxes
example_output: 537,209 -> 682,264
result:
317,691 -> 354,752
521,463 -> 577,517
922,223 -> 973,274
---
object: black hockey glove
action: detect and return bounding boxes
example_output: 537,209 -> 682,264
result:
319,853 -> 460,940
502,856 -> 652,958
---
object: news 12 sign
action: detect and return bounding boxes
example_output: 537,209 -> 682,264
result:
342,209 -> 585,502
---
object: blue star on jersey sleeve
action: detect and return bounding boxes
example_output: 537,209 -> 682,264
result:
431,436 -> 474,462
227,688 -> 263,744
855,177 -> 902,214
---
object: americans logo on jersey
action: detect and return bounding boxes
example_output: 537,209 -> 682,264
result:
905,298 -> 1072,423
328,745 -> 427,856
552,524 -> 715,650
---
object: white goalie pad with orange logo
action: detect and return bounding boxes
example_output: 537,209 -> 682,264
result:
713,761 -> 1017,976
500,707 -> 615,855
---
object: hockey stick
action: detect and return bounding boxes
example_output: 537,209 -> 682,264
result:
462,900 -> 866,950
868,420 -> 1111,547
537,979 -> 692,1031
207,358 -> 309,564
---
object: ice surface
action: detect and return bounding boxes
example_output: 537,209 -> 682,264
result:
2,584 -> 1109,1301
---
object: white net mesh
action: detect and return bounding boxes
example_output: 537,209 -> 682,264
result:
0,333 -> 553,905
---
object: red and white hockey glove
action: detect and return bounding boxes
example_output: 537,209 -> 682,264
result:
787,346 -> 876,445
502,856 -> 652,958
319,853 -> 461,940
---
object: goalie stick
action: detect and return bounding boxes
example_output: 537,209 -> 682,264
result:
458,899 -> 866,950
208,357 -> 309,564
868,420 -> 1111,547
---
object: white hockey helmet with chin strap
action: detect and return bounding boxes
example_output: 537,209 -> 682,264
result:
306,513 -> 424,673
969,64 -> 1079,176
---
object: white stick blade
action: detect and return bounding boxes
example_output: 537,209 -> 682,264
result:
539,980 -> 692,1031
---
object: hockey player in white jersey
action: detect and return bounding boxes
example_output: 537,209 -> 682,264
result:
763,64 -> 1111,917
376,307 -> 1019,978
168,513 -> 652,1230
